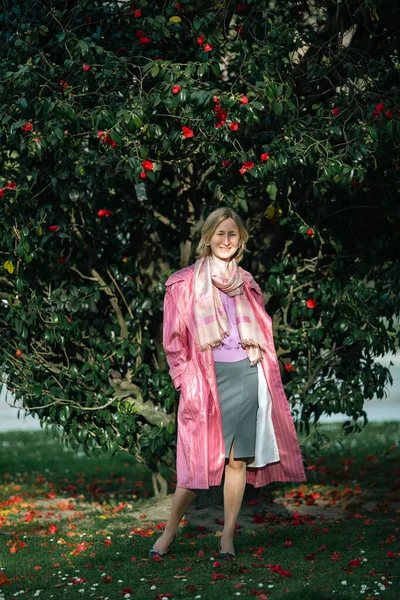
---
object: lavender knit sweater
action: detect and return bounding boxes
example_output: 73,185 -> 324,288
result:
212,289 -> 248,363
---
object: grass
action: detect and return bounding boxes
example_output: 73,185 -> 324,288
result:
0,422 -> 399,600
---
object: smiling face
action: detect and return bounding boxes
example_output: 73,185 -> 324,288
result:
208,218 -> 241,265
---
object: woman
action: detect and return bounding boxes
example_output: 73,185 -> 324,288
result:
149,208 -> 306,560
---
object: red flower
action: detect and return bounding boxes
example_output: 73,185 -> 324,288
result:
104,539 -> 112,546
6,181 -> 17,190
260,152 -> 269,161
0,189 -> 4,197
242,161 -> 254,170
15,349 -> 22,357
197,35 -> 205,45
213,96 -> 219,102
306,228 -> 314,237
306,299 -> 317,309
241,95 -> 248,104
348,558 -> 361,567
59,80 -> 68,90
49,225 -> 59,232
142,159 -> 153,171
97,130 -> 104,138
97,209 -> 112,217
49,525 -> 58,534
136,30 -> 147,39
172,85 -> 181,94
175,2 -> 182,10
385,109 -> 393,119
375,102 -> 385,112
21,123 -> 33,131
211,573 -> 227,580
203,43 -> 213,52
215,108 -> 227,128
371,110 -> 381,120
139,172 -> 147,179
69,577 -> 86,585
132,9 -> 141,17
331,107 -> 339,117
229,121 -> 239,131
139,36 -> 151,45
285,362 -> 295,373
222,160 -> 231,167
182,126 -> 194,138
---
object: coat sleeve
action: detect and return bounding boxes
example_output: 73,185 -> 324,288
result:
163,285 -> 189,391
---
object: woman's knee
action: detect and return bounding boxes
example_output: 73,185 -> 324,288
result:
227,458 -> 247,470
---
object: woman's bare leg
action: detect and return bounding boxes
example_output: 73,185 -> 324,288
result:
220,443 -> 249,555
150,487 -> 197,553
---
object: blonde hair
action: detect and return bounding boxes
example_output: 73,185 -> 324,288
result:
196,208 -> 249,264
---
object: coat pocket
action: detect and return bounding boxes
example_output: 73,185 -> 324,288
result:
178,362 -> 199,421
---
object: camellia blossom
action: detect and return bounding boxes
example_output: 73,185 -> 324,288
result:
372,102 -> 385,119
203,43 -> 213,52
214,107 -> 227,128
83,64 -> 91,71
132,9 -> 141,17
0,189 -> 5,197
221,160 -> 231,167
172,85 -> 181,94
306,299 -> 317,309
97,209 -> 112,218
332,107 -> 339,117
239,161 -> 255,175
139,36 -> 151,45
285,362 -> 296,373
21,123 -> 33,131
385,109 -> 393,119
241,95 -> 248,104
139,172 -> 147,179
182,126 -> 194,138
229,121 -> 239,131
48,225 -> 59,232
142,159 -> 153,171
348,558 -> 361,567
15,349 -> 22,357
306,228 -> 315,237
197,35 -> 205,45
261,152 -> 270,161
6,181 -> 17,190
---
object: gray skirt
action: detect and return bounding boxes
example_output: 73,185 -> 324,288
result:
214,358 -> 258,459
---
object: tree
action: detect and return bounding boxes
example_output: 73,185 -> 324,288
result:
1,0 -> 399,493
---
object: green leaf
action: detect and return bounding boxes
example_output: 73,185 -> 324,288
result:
77,39 -> 89,56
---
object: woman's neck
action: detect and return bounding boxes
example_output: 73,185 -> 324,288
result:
211,256 -> 232,276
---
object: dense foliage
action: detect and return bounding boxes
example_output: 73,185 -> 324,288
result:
1,0 -> 399,488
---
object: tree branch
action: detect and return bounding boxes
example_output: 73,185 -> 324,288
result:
91,269 -> 128,339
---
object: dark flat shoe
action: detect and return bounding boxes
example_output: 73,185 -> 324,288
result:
149,534 -> 176,559
217,539 -> 236,560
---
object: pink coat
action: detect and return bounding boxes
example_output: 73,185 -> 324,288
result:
163,264 -> 306,489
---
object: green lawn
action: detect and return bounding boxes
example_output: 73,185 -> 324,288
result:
0,422 -> 399,600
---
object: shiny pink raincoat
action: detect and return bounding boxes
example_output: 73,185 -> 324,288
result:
163,265 -> 306,489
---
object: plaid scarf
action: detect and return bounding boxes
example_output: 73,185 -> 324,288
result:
193,256 -> 265,365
